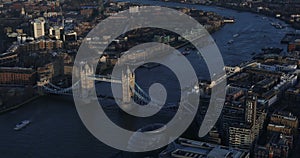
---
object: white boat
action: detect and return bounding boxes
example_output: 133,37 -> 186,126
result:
181,51 -> 191,56
223,19 -> 235,23
14,120 -> 31,131
233,34 -> 239,38
228,40 -> 234,44
271,22 -> 284,29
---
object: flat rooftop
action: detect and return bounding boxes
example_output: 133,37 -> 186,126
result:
160,138 -> 249,158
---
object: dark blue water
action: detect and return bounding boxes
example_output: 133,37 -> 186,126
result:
0,0 -> 295,157
116,0 -> 294,65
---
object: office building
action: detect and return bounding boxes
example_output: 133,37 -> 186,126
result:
31,17 -> 46,39
222,90 -> 266,149
63,31 -> 77,42
49,26 -> 64,40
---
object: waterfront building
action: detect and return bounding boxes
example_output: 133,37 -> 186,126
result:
18,39 -> 63,52
0,51 -> 19,66
257,62 -> 298,72
37,63 -> 54,82
159,138 -> 249,158
0,67 -> 36,85
64,64 -> 73,76
36,56 -> 64,82
244,67 -> 284,79
288,38 -> 300,52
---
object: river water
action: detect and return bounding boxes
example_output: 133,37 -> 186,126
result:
0,0 -> 295,157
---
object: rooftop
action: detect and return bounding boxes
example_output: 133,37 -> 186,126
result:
272,112 -> 298,121
159,138 -> 249,158
0,67 -> 36,74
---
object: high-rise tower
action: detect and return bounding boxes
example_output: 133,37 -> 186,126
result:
31,17 -> 46,39
245,91 -> 257,126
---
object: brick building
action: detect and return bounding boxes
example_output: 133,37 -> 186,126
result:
0,67 -> 36,85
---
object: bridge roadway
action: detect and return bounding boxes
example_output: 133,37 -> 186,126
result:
88,75 -> 122,84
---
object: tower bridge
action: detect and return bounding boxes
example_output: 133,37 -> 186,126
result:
37,61 -> 201,113
37,62 -> 153,107
37,59 -> 225,111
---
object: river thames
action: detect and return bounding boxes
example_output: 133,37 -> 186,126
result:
0,0 -> 296,157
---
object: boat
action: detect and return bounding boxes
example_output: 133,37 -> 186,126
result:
182,51 -> 191,56
233,34 -> 239,38
14,120 -> 31,131
186,45 -> 197,50
228,40 -> 234,44
271,22 -> 284,29
223,18 -> 235,23
275,24 -> 284,29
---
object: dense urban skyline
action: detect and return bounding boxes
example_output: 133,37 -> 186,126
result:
0,0 -> 300,158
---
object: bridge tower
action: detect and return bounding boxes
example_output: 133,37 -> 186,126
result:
122,66 -> 135,104
80,62 -> 94,99
77,64 -> 136,106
